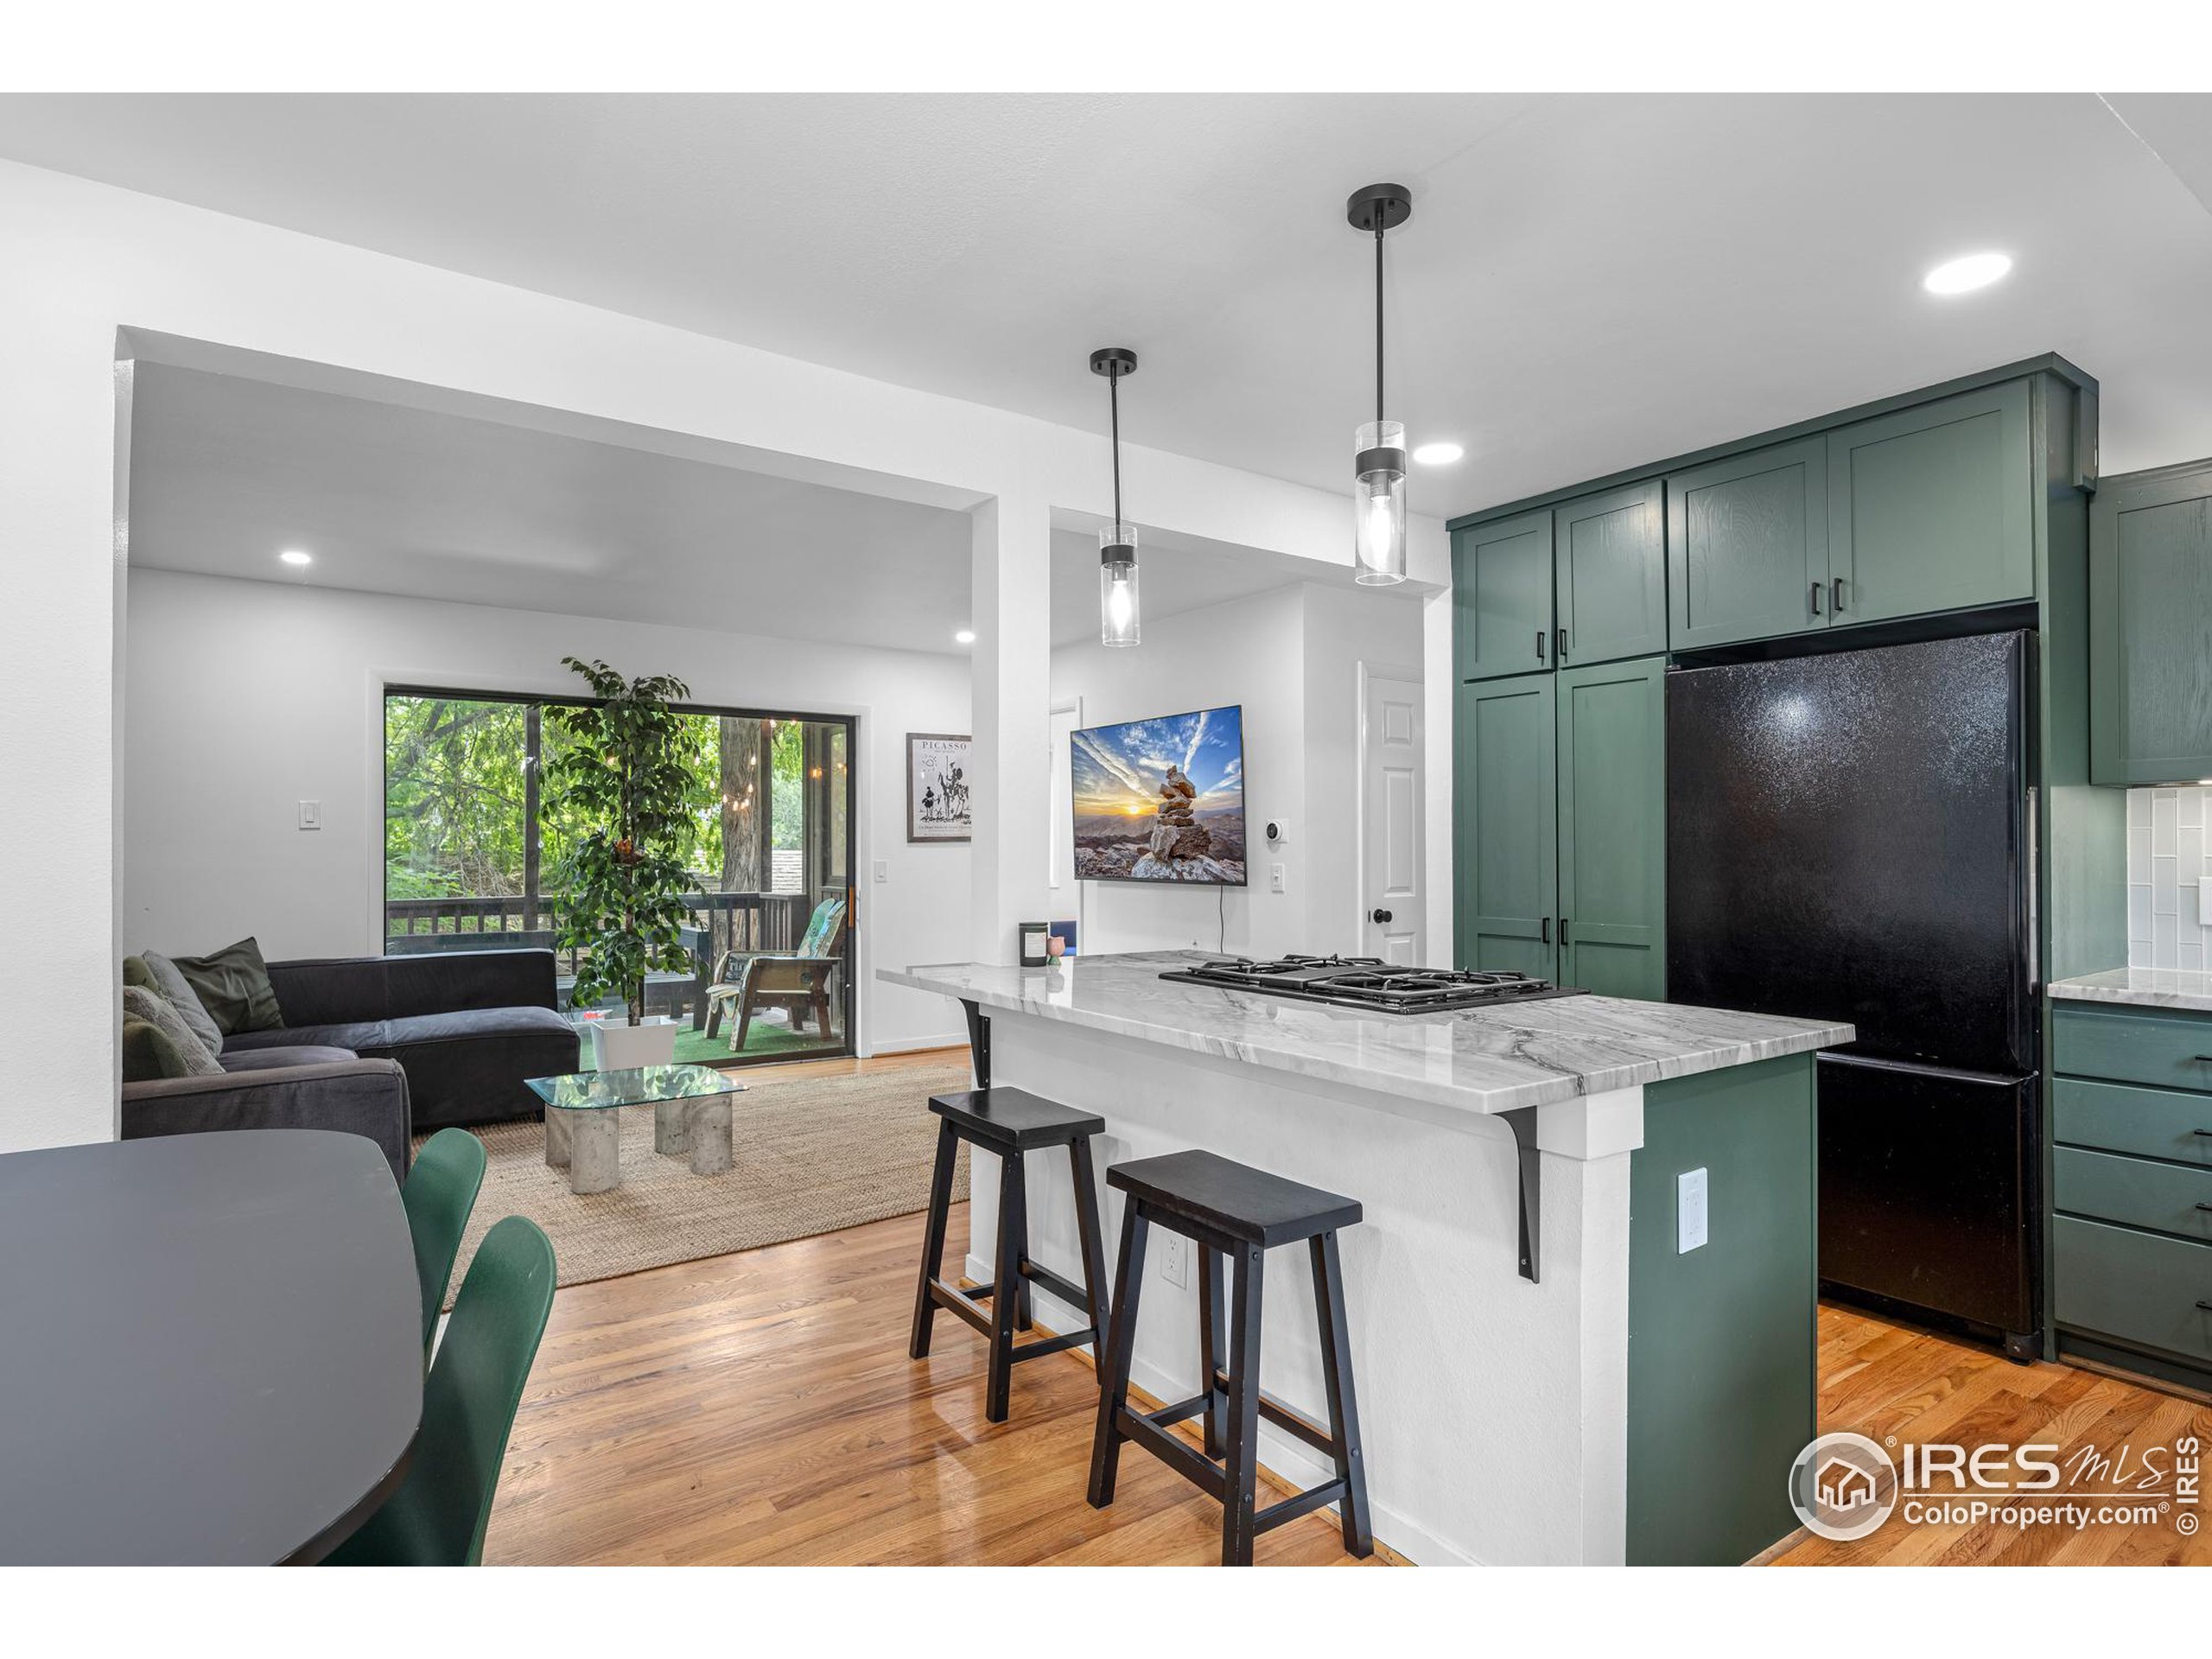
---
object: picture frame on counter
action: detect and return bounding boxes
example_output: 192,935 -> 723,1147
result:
906,732 -> 972,842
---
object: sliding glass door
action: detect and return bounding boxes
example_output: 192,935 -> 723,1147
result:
383,688 -> 855,1069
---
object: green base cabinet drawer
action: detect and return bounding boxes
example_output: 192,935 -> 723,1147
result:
2054,1147 -> 2212,1241
2054,1216 -> 2212,1365
2052,1077 -> 2212,1166
2051,1003 -> 2212,1092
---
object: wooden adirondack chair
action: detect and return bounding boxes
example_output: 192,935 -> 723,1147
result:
702,893 -> 850,1052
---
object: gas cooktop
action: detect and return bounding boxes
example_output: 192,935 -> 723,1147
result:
1159,954 -> 1587,1014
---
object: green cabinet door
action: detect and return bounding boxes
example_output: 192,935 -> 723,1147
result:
1556,656 -> 1667,999
2089,460 -> 2212,785
1453,673 -> 1556,977
1556,480 -> 1666,667
1453,509 -> 1554,682
1826,380 -> 2033,625
1665,437 -> 1828,651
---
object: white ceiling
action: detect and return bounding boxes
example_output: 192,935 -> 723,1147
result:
124,361 -> 1307,652
10,93 -> 2212,511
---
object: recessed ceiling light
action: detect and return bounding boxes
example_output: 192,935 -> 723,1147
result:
1923,252 -> 2012,296
1412,442 -> 1465,467
954,628 -> 976,645
278,550 -> 312,566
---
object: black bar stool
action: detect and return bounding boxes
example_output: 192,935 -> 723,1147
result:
1086,1147 -> 1372,1566
909,1087 -> 1113,1424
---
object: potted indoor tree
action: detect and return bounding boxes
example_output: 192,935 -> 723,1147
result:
547,656 -> 695,1071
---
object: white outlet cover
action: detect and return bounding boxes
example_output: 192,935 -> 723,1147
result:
1159,1231 -> 1189,1288
1677,1167 -> 1708,1254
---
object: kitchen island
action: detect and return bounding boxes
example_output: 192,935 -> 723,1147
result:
880,950 -> 1852,1566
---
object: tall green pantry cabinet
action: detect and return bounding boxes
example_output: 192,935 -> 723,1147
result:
1451,480 -> 1668,1000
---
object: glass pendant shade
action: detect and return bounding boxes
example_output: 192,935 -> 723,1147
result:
1353,419 -> 1408,586
1100,525 -> 1141,647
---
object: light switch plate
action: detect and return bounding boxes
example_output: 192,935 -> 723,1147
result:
297,799 -> 321,831
1269,862 -> 1286,893
1677,1167 -> 1708,1254
873,859 -> 889,884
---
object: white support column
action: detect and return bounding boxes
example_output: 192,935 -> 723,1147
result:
967,493 -> 1053,964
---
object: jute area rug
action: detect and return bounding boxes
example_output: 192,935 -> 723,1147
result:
428,1058 -> 972,1306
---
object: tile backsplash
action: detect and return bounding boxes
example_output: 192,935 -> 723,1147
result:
2127,787 -> 2211,970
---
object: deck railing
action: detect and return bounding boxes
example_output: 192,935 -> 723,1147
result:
384,887 -> 817,976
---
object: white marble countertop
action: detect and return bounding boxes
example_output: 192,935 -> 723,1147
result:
880,950 -> 1853,1116
2049,967 -> 2212,1015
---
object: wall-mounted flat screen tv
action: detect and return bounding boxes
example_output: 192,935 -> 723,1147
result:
1071,703 -> 1247,886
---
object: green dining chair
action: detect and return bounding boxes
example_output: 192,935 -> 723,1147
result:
404,1128 -> 487,1356
325,1215 -> 556,1567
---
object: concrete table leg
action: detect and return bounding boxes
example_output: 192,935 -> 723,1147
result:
569,1109 -> 622,1194
653,1096 -> 692,1157
544,1107 -> 572,1169
688,1096 -> 734,1177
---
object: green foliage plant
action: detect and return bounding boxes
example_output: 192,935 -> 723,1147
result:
545,658 -> 695,1025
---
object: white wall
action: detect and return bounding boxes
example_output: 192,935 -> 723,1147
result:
124,569 -> 973,1054
0,156 -> 1443,1151
1048,581 -> 1421,957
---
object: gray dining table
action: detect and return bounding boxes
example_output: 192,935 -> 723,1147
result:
0,1129 -> 424,1564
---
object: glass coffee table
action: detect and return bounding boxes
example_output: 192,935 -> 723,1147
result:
526,1065 -> 747,1195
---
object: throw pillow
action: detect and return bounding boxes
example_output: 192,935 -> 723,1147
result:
122,985 -> 224,1077
121,1015 -> 191,1083
122,955 -> 158,993
172,937 -> 286,1035
139,950 -> 226,1056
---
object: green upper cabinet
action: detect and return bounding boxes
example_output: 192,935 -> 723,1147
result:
1665,437 -> 1828,652
1453,508 -> 1554,682
1826,380 -> 2034,625
1453,673 -> 1556,978
2090,459 -> 2212,785
1556,657 -> 1667,1000
1555,481 -> 1667,667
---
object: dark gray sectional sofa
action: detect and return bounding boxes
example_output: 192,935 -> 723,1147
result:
121,949 -> 578,1184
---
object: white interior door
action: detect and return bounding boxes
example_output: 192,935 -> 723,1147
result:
1361,671 -> 1424,965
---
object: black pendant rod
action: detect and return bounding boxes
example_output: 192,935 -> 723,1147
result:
1109,365 -> 1122,528
1374,222 -> 1386,429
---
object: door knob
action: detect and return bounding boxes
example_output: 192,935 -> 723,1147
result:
1370,908 -> 1393,924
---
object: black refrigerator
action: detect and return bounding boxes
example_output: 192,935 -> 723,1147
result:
1667,630 -> 2040,1357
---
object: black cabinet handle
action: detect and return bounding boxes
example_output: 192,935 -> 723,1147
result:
1809,582 -> 1822,617
1540,918 -> 1551,944
2192,1055 -> 2212,1062
1832,576 -> 1847,613
2196,1203 -> 2212,1213
1371,908 -> 1393,924
2194,1128 -> 2212,1136
1555,627 -> 1568,660
2199,1300 -> 2212,1313
1535,629 -> 1546,664
1560,917 -> 1571,947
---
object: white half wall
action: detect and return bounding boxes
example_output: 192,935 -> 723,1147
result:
123,569 -> 974,1055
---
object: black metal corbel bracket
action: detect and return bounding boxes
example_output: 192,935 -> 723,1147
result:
1500,1106 -> 1541,1284
962,999 -> 990,1090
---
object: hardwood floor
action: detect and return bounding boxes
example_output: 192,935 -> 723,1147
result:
485,1195 -> 1383,1565
485,1047 -> 2203,1566
1769,1305 -> 2212,1567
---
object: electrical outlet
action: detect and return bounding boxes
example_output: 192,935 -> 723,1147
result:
1677,1167 -> 1708,1254
1159,1230 -> 1190,1288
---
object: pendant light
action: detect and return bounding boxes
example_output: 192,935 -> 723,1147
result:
1090,346 -> 1141,646
1346,183 -> 1412,586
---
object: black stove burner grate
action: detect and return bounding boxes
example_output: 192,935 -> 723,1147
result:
1160,954 -> 1589,1014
